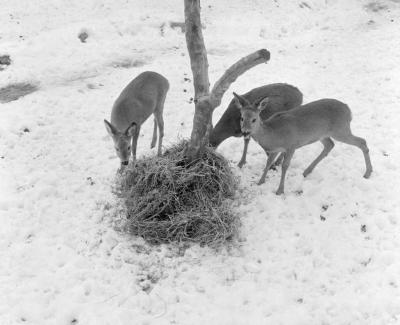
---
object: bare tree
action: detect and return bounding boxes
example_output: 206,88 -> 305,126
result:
184,0 -> 270,160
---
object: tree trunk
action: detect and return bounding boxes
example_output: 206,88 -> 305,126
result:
184,0 -> 209,99
184,0 -> 211,160
185,98 -> 213,160
184,0 -> 270,161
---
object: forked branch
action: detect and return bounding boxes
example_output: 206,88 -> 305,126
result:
184,0 -> 270,160
210,49 -> 270,108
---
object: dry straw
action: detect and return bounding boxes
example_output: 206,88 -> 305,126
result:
116,140 -> 239,246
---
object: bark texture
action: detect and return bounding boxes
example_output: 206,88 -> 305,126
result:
184,0 -> 270,160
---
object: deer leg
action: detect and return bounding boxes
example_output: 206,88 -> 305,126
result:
154,93 -> 166,156
332,133 -> 372,178
258,152 -> 279,185
131,126 -> 140,161
155,112 -> 164,156
303,137 -> 335,177
276,149 -> 295,195
237,138 -> 250,168
151,118 -> 158,149
270,152 -> 285,170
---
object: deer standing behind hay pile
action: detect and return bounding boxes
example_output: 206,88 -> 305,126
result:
104,71 -> 169,166
209,84 -> 303,168
234,93 -> 373,195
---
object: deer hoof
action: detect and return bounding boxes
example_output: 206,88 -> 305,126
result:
269,164 -> 278,171
276,189 -> 284,195
237,161 -> 246,168
363,170 -> 372,179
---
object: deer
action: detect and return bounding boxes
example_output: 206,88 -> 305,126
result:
209,83 -> 303,168
104,71 -> 169,167
233,93 -> 373,195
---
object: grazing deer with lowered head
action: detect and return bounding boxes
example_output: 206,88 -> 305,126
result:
209,83 -> 303,168
104,71 -> 169,166
234,93 -> 373,195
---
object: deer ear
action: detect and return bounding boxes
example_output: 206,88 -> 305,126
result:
232,92 -> 243,109
257,97 -> 270,112
125,122 -> 137,137
233,92 -> 252,108
104,119 -> 117,136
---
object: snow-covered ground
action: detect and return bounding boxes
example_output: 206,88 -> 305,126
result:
1,0 -> 400,324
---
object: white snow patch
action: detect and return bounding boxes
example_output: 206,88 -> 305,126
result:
1,0 -> 400,324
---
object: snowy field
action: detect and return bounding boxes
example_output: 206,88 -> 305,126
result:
1,0 -> 400,324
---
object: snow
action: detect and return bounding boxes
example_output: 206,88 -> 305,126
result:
1,0 -> 400,324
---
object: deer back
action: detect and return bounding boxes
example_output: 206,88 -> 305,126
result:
209,83 -> 303,147
111,71 -> 169,132
259,99 -> 353,150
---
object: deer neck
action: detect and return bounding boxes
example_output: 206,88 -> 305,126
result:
251,117 -> 274,149
251,116 -> 266,138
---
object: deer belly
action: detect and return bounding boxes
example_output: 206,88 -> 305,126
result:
296,134 -> 326,148
268,147 -> 286,153
252,136 -> 285,153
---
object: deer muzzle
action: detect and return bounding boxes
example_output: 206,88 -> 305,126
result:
242,131 -> 251,139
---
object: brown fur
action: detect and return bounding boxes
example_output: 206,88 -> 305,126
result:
209,84 -> 303,168
236,96 -> 373,195
104,71 -> 169,166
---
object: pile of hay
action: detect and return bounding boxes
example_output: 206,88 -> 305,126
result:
116,140 -> 239,246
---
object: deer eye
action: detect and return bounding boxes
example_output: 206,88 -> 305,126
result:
116,148 -> 120,152
240,118 -> 243,122
128,147 -> 131,150
252,118 -> 256,123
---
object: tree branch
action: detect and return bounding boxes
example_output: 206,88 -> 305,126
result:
209,49 -> 270,108
183,0 -> 270,161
